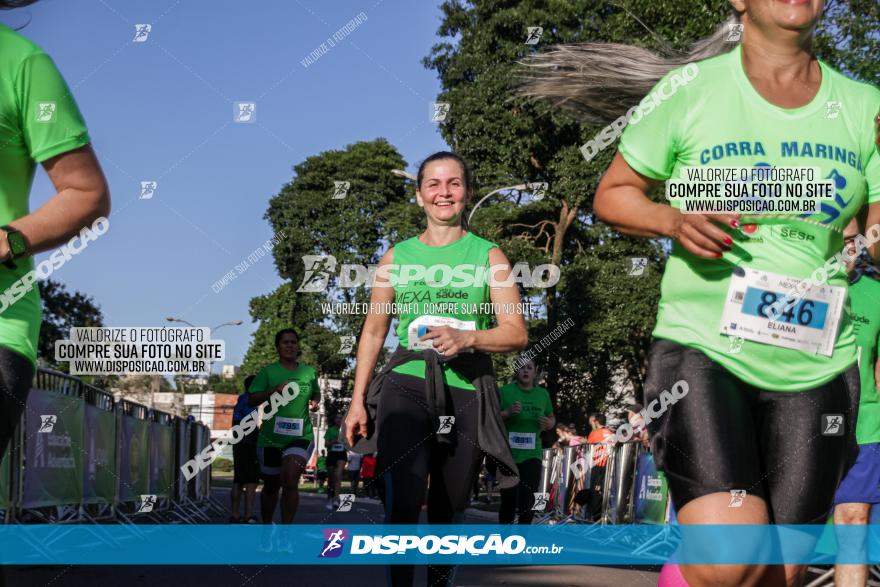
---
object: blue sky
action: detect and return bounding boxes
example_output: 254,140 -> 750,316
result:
1,0 -> 448,375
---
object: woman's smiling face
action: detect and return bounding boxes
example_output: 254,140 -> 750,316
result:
416,158 -> 468,224
732,0 -> 824,33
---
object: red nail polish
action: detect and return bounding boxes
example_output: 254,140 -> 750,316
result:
730,220 -> 740,229
724,236 -> 733,245
716,252 -> 724,258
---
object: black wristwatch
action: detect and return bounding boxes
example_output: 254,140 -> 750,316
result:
1,226 -> 26,270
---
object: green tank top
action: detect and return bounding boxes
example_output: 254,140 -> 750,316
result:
390,232 -> 496,389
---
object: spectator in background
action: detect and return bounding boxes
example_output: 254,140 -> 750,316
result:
347,451 -> 363,496
625,404 -> 650,449
316,449 -> 328,489
555,423 -> 571,447
360,452 -> 377,498
230,375 -> 260,523
586,413 -> 614,519
498,358 -> 555,525
567,423 -> 586,446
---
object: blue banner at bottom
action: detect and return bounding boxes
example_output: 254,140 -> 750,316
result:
0,524 -> 877,565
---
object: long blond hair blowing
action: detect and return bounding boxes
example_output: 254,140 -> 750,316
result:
517,12 -> 741,127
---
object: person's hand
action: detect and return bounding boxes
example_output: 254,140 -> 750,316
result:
537,416 -> 553,431
509,401 -> 522,416
344,402 -> 368,447
419,326 -> 474,356
875,112 -> 879,147
668,210 -> 741,259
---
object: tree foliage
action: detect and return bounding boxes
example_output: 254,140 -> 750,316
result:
241,139 -> 417,384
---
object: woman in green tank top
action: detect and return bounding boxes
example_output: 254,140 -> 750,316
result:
344,151 -> 527,587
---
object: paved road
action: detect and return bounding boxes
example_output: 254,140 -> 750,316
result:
4,489 -> 660,587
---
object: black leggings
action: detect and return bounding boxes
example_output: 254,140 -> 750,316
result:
377,372 -> 483,587
0,348 -> 34,458
499,458 -> 542,525
643,338 -> 859,524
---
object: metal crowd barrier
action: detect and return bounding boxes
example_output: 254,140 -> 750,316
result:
537,441 -> 672,530
0,368 -> 217,525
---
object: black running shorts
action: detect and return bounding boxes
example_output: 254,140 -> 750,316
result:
643,338 -> 859,524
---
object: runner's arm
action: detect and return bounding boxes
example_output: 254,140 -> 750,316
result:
248,383 -> 288,406
467,248 -> 528,353
595,152 -> 739,258
538,392 -> 556,430
346,248 -> 395,445
1,146 -> 111,261
874,351 -> 880,391
418,248 -> 527,354
865,202 -> 880,263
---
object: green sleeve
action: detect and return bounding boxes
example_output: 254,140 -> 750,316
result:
248,367 -> 268,394
15,53 -> 90,162
544,390 -> 554,417
498,384 -> 511,411
311,369 -> 321,399
617,68 -> 688,181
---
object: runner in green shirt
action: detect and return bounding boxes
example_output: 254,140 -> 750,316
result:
316,450 -> 328,490
344,151 -> 528,587
833,219 -> 880,587
0,19 -> 109,460
499,358 -> 554,525
247,328 -> 319,528
525,5 -> 880,585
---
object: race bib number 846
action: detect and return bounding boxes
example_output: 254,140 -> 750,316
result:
719,267 -> 844,356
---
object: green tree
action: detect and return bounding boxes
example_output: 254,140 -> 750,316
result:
38,278 -> 104,364
241,139 -> 419,388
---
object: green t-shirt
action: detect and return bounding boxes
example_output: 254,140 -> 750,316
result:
849,275 -> 880,444
247,362 -> 319,447
499,382 -> 553,463
391,232 -> 496,390
0,25 -> 91,366
317,455 -> 327,471
619,43 -> 880,391
325,425 -> 345,452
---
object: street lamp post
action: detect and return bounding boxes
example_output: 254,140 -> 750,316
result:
165,316 -> 243,424
467,184 -> 531,225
